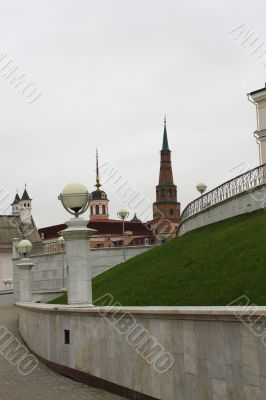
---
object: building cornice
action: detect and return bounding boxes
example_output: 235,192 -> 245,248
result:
254,129 -> 266,139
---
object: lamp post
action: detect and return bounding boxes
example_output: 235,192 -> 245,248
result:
58,182 -> 96,306
17,239 -> 34,302
57,236 -> 66,289
196,183 -> 207,196
58,182 -> 90,218
117,209 -> 129,262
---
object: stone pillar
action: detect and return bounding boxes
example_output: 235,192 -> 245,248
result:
60,219 -> 96,306
17,258 -> 34,302
12,238 -> 20,258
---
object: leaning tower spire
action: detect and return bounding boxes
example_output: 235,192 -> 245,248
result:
162,115 -> 169,151
152,118 -> 181,233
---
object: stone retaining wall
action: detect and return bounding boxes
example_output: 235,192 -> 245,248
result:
17,303 -> 266,400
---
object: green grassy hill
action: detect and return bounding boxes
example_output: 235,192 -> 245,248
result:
50,210 -> 266,306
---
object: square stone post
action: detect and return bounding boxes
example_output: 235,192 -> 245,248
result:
17,258 -> 34,302
59,219 -> 96,306
12,238 -> 20,258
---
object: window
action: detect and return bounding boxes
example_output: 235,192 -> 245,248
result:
102,205 -> 106,214
90,206 -> 93,215
101,193 -> 105,199
64,330 -> 70,345
170,209 -> 174,216
96,205 -> 99,214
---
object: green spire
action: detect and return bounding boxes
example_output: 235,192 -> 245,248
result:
162,115 -> 169,150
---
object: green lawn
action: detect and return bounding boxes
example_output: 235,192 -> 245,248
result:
49,210 -> 266,306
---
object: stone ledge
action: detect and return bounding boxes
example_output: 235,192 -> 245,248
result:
16,303 -> 266,322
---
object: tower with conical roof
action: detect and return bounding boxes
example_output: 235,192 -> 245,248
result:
89,149 -> 109,221
152,118 -> 180,232
11,193 -> 20,215
19,185 -> 32,225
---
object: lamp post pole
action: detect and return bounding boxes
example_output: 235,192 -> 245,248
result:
17,239 -> 34,302
196,183 -> 207,209
57,236 -> 66,289
122,217 -> 125,261
117,210 -> 129,262
58,182 -> 96,306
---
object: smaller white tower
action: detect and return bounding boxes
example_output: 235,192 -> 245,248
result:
19,186 -> 32,226
11,193 -> 20,215
248,86 -> 266,165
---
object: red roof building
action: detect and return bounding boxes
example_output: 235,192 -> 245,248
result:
39,220 -> 155,248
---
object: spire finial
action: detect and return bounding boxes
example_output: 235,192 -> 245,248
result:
95,148 -> 102,190
162,116 -> 169,151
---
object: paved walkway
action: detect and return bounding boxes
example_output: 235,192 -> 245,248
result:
0,307 -> 125,400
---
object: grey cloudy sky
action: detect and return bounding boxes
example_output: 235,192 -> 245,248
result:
0,0 -> 265,227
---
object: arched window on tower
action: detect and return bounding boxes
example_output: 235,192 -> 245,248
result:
96,205 -> 99,214
102,205 -> 106,214
90,206 -> 93,215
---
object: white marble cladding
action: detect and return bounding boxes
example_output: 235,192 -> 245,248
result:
17,304 -> 266,400
13,246 -> 153,303
179,184 -> 266,236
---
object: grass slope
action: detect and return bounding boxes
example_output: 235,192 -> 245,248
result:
50,211 -> 266,306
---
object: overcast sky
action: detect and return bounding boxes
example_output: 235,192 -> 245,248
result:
0,0 -> 266,227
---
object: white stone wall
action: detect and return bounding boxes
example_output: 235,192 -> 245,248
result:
0,291 -> 14,306
178,184 -> 266,236
0,252 -> 13,291
18,304 -> 266,400
13,245 -> 154,303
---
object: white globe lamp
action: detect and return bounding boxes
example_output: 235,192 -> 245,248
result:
58,182 -> 90,218
17,239 -> 33,257
196,183 -> 207,196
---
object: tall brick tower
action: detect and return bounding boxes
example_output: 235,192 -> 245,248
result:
152,118 -> 180,235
